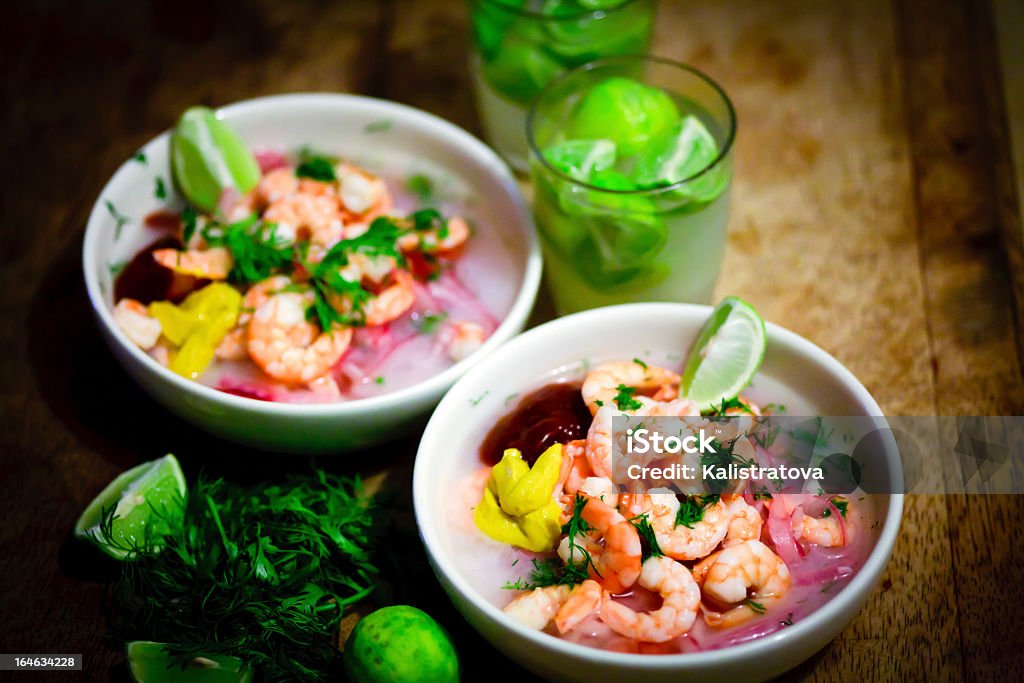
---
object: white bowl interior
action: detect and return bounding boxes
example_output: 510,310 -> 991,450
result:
414,303 -> 903,679
83,93 -> 541,420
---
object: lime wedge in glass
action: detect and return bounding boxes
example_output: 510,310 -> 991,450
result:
74,454 -> 187,560
633,115 -> 729,207
568,77 -> 679,156
127,642 -> 253,683
543,139 -> 616,181
681,296 -> 766,408
171,107 -> 261,213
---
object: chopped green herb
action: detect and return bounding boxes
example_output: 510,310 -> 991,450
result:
705,396 -> 754,416
413,312 -> 448,335
364,119 -> 393,134
108,261 -> 127,277
469,391 -> 490,407
181,206 -> 198,246
629,515 -> 663,561
823,497 -> 848,518
613,384 -> 643,411
204,216 -> 295,286
675,494 -> 720,528
296,156 -> 336,182
407,174 -> 434,202
744,598 -> 767,615
133,150 -> 147,164
105,200 -> 130,241
154,176 -> 167,200
780,612 -> 794,626
594,399 -> 604,407
374,376 -> 385,385
632,357 -> 648,370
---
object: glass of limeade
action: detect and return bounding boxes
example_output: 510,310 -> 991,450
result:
527,56 -> 736,314
467,0 -> 655,172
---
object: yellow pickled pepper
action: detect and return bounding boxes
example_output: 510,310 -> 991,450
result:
148,283 -> 242,379
474,444 -> 564,552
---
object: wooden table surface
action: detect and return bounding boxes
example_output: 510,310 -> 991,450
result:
2,0 -> 1023,680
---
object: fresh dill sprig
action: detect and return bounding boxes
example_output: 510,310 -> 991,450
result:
108,468 -> 383,683
744,598 -> 767,615
628,514 -> 663,561
704,396 -> 754,416
503,495 -> 597,591
822,496 -> 848,518
202,215 -> 295,285
674,494 -> 720,528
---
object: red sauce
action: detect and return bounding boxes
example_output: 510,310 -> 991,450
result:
479,381 -> 592,466
144,209 -> 183,232
113,236 -> 183,304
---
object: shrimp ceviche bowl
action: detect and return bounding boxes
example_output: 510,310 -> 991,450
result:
414,301 -> 902,683
84,94 -> 540,453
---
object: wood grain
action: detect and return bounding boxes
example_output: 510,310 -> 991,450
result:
1,0 -> 1022,681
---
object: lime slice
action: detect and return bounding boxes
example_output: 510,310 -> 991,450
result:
633,115 -> 729,206
171,107 -> 261,213
681,296 -> 766,408
568,77 -> 679,156
74,454 -> 187,560
543,139 -> 616,181
127,642 -> 253,683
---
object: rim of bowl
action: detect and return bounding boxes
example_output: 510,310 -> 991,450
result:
525,55 -> 737,196
413,302 -> 904,668
82,92 -> 543,417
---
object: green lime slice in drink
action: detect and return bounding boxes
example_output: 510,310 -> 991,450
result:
633,115 -> 729,206
343,606 -> 459,683
126,642 -> 253,683
74,454 -> 187,560
543,139 -> 616,180
568,77 -> 679,156
481,31 -> 563,104
681,296 -> 766,408
171,107 -> 261,213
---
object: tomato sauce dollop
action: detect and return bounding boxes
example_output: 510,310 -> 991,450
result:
479,381 -> 592,466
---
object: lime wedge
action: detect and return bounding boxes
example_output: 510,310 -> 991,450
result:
127,642 -> 253,683
171,107 -> 261,213
633,115 -> 729,206
681,296 -> 766,408
568,77 -> 679,156
74,454 -> 187,560
543,139 -> 616,181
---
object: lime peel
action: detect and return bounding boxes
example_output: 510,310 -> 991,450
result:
126,641 -> 253,683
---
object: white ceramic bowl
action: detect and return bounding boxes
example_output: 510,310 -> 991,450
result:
413,303 -> 903,682
83,93 -> 541,454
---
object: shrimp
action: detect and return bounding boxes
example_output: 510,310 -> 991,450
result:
556,439 -> 593,503
264,193 -> 343,255
445,321 -> 486,362
600,556 -> 701,643
257,167 -> 299,204
646,398 -> 701,418
503,585 -> 570,631
650,495 -> 731,561
335,163 -> 392,222
362,271 -> 415,326
325,255 -> 414,327
581,361 -> 680,416
397,215 -> 471,256
585,403 -> 653,480
723,495 -> 763,547
578,496 -> 641,594
152,246 -> 233,280
215,275 -> 292,360
796,512 -> 846,547
215,328 -> 248,361
693,540 -> 791,628
113,298 -> 161,349
246,290 -> 352,384
554,580 -> 604,634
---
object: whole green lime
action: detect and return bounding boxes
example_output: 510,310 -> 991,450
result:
343,606 -> 459,683
568,77 -> 679,156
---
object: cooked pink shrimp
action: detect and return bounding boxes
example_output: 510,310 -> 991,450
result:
646,398 -> 701,417
215,328 -> 247,361
215,275 -> 292,360
503,585 -> 571,631
585,402 -> 654,480
556,439 -> 593,503
693,540 -> 791,629
601,556 -> 701,643
796,513 -> 846,547
264,193 -> 343,254
579,496 -> 641,594
555,579 -> 604,634
246,291 -> 352,384
335,163 -> 392,221
152,246 -> 233,279
581,360 -> 680,416
257,167 -> 299,204
363,271 -> 415,326
445,321 -> 486,362
397,215 -> 471,256
113,298 -> 161,349
650,495 -> 730,561
723,495 -> 763,547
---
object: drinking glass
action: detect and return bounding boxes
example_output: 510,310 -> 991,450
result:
467,0 -> 655,171
527,56 -> 736,314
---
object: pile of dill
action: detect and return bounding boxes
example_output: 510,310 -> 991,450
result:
107,468 -> 383,682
